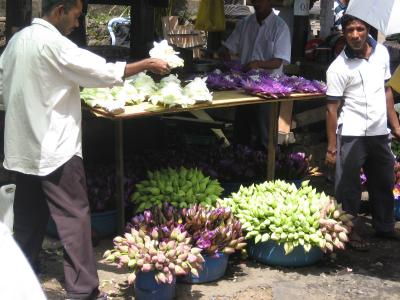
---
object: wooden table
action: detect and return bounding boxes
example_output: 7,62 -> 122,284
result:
88,90 -> 325,232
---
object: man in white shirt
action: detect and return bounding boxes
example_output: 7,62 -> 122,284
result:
326,14 -> 400,251
220,0 -> 291,150
0,0 -> 169,299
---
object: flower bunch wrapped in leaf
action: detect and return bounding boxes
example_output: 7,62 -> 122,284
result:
318,197 -> 353,252
104,213 -> 204,285
220,180 -> 352,254
181,204 -> 246,255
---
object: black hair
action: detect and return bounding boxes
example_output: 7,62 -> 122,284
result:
341,14 -> 370,31
42,0 -> 81,16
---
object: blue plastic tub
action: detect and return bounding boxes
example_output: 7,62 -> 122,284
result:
247,239 -> 323,267
134,271 -> 176,300
178,252 -> 229,284
46,210 -> 117,239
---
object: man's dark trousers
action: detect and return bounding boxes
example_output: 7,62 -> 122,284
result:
13,156 -> 99,299
335,134 -> 395,232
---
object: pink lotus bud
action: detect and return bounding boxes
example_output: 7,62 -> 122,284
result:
167,249 -> 176,258
187,253 -> 198,264
136,259 -> 144,267
190,248 -> 202,255
127,272 -> 136,285
156,272 -> 167,284
113,236 -> 123,244
168,262 -> 175,271
223,247 -> 235,254
151,228 -> 159,240
229,239 -> 238,247
103,250 -> 112,258
178,253 -> 188,261
118,245 -> 128,253
119,255 -> 129,264
338,232 -> 348,243
167,240 -> 176,249
151,256 -> 158,263
236,242 -> 247,250
191,268 -> 199,278
166,272 -> 174,284
149,248 -> 157,256
141,263 -> 153,272
157,254 -> 166,264
196,254 -> 205,263
326,242 -> 334,252
174,265 -> 186,276
181,262 -> 188,270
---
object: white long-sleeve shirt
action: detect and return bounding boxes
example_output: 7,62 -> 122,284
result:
0,18 -> 126,175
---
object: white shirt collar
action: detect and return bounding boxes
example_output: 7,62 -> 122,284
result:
31,18 -> 62,36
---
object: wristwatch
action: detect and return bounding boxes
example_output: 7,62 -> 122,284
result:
327,149 -> 337,155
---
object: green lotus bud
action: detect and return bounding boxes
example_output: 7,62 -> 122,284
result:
128,259 -> 136,268
168,262 -> 175,271
105,254 -> 115,262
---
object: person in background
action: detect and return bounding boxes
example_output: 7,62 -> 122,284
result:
332,0 -> 349,32
0,221 -> 47,300
219,0 -> 291,151
325,14 -> 400,251
0,0 -> 170,299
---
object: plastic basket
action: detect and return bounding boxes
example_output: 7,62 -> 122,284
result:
178,252 -> 228,284
247,239 -> 323,267
134,271 -> 176,300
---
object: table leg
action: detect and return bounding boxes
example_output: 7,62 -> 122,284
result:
115,120 -> 125,233
267,102 -> 279,180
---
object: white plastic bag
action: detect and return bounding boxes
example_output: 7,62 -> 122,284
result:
0,184 -> 16,231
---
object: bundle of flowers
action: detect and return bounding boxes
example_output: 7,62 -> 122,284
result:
126,203 -> 245,256
103,221 -> 204,285
130,167 -> 223,213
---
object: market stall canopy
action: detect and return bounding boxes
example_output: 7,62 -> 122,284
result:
346,0 -> 400,36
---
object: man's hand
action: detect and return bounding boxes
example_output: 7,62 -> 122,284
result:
243,60 -> 261,72
392,127 -> 400,140
147,58 -> 170,75
325,151 -> 336,166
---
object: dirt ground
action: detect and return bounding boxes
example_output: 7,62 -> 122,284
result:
38,177 -> 400,300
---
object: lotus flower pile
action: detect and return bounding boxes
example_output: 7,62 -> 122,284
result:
220,180 -> 352,254
131,167 -> 223,213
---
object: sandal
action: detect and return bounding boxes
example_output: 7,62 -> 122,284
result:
348,232 -> 370,252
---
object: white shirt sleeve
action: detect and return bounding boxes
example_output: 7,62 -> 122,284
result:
326,70 -> 347,98
42,41 -> 126,88
222,18 -> 245,54
273,23 -> 291,63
